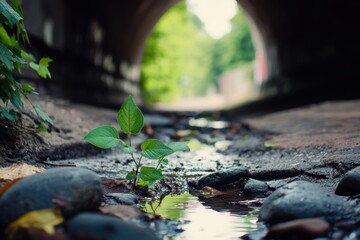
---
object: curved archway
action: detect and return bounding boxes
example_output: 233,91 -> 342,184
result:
22,0 -> 360,107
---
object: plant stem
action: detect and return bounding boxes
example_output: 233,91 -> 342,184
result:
156,158 -> 163,169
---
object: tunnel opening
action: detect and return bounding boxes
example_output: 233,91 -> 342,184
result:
140,0 -> 267,111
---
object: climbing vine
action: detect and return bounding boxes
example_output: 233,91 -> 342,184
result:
0,0 -> 52,127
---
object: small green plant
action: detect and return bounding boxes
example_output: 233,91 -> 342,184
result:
0,0 -> 52,127
83,96 -> 190,188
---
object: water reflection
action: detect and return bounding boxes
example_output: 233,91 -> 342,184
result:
144,193 -> 258,240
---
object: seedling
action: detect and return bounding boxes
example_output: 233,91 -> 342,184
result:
83,96 -> 189,188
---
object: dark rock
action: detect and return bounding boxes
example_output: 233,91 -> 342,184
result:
67,212 -> 159,240
243,178 -> 269,194
105,193 -> 138,205
0,167 -> 103,227
192,167 -> 249,189
335,166 -> 360,196
259,181 -> 358,225
266,218 -> 331,240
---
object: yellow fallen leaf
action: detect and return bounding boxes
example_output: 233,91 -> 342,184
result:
0,163 -> 45,181
6,208 -> 64,240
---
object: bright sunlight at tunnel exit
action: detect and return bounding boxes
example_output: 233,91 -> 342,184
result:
140,0 -> 268,111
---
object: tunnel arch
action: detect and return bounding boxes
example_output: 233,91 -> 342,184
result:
22,0 -> 360,108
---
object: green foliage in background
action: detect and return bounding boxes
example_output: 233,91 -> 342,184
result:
141,2 -> 255,104
84,96 -> 190,188
141,1 -> 212,104
207,10 -> 255,85
0,0 -> 52,126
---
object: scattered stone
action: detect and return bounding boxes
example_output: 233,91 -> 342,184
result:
335,166 -> 360,196
191,167 -> 249,189
0,167 -> 103,227
243,178 -> 269,194
105,193 -> 138,205
259,181 -> 358,225
266,218 -> 331,240
67,212 -> 159,240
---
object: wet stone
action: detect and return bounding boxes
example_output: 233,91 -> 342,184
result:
0,167 -> 103,227
105,193 -> 138,206
335,166 -> 360,196
191,167 -> 249,189
265,218 -> 331,240
259,181 -> 358,225
243,178 -> 269,194
67,212 -> 159,240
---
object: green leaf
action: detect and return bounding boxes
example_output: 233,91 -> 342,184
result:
161,159 -> 169,166
140,166 -> 164,182
117,96 -> 144,134
0,0 -> 22,25
83,125 -> 119,149
34,105 -> 53,125
21,83 -> 34,93
119,140 -> 137,154
9,89 -> 23,111
30,58 -> 52,79
20,50 -> 35,61
0,41 -> 25,71
141,139 -> 174,159
167,142 -> 190,152
0,107 -> 17,121
0,77 -> 13,102
126,171 -> 136,180
36,124 -> 48,133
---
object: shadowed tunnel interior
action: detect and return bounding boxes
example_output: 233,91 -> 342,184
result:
22,0 -> 360,110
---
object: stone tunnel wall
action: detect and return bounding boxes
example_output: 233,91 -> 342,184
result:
239,0 -> 360,101
21,0 -> 360,108
21,0 -> 178,107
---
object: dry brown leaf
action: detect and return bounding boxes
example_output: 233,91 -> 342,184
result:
101,179 -> 132,194
6,208 -> 64,240
99,205 -> 142,220
0,163 -> 45,181
0,178 -> 22,196
200,186 -> 226,198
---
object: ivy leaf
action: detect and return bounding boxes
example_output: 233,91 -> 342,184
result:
9,89 -> 23,111
21,83 -> 34,93
0,77 -> 13,101
34,105 -> 53,125
140,166 -> 164,182
117,96 -> 144,134
0,42 -> 25,71
20,50 -> 35,61
0,0 -> 22,26
36,124 -> 48,133
29,57 -> 52,79
119,140 -> 136,154
167,142 -> 190,152
141,139 -> 174,159
83,125 -> 119,149
126,171 -> 137,180
0,107 -> 17,121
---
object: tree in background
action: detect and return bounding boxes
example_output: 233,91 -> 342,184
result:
141,1 -> 212,104
207,9 -> 255,87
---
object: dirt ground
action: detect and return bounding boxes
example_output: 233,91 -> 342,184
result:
0,98 -> 359,191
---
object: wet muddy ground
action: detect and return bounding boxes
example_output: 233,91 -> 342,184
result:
0,98 -> 359,239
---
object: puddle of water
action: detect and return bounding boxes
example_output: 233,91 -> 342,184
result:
144,193 -> 259,240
